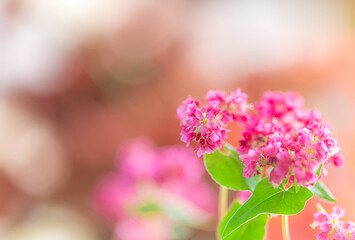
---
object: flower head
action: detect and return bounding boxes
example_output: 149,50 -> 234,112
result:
238,91 -> 342,186
312,205 -> 355,240
178,89 -> 343,187
178,89 -> 248,157
94,139 -> 216,240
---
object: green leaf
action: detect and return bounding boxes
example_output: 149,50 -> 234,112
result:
316,164 -> 323,177
222,177 -> 313,239
204,149 -> 259,191
218,200 -> 268,240
308,181 -> 336,202
137,202 -> 160,213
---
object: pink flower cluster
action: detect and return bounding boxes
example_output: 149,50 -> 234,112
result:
177,89 -> 248,157
238,91 -> 343,186
94,138 -> 216,240
312,206 -> 355,240
178,90 -> 344,187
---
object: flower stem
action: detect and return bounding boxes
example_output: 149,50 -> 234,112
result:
218,186 -> 228,221
282,215 -> 291,240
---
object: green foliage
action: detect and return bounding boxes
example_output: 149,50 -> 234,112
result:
218,200 -> 268,240
204,148 -> 259,191
221,177 -> 313,239
137,202 -> 160,213
308,181 -> 336,202
204,146 -> 336,239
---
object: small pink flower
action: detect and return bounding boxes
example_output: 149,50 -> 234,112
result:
206,89 -> 248,124
312,206 -> 354,240
176,96 -> 200,120
313,212 -> 327,226
255,121 -> 274,135
270,150 -> 292,185
332,206 -> 346,219
329,151 -> 344,167
257,91 -> 303,119
262,133 -> 283,157
297,128 -> 313,146
240,149 -> 260,179
237,130 -> 254,154
178,89 -> 249,157
316,231 -> 329,240
206,90 -> 228,104
293,161 -> 319,186
227,88 -> 248,106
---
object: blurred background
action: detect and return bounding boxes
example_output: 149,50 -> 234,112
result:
1,0 -> 355,239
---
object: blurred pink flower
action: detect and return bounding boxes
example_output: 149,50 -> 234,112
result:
115,218 -> 170,240
94,174 -> 136,221
94,138 -> 216,239
119,138 -> 160,180
157,145 -> 204,184
312,205 -> 355,240
236,190 -> 252,204
329,151 -> 344,167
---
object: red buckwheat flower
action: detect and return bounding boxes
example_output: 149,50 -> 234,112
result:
177,89 -> 248,157
237,91 -> 342,186
178,90 -> 344,187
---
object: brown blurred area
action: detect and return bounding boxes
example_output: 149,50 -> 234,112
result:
1,0 -> 355,239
